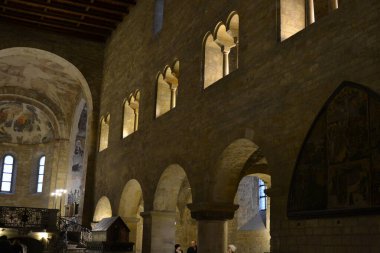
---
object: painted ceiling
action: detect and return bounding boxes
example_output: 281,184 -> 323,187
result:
0,54 -> 83,128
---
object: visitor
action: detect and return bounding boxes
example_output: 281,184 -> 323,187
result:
186,240 -> 197,253
175,243 -> 183,253
227,244 -> 237,253
0,235 -> 12,253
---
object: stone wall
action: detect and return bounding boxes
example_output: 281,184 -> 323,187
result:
94,0 -> 380,251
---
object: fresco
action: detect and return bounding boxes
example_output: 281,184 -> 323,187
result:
0,55 -> 82,123
67,104 -> 87,216
0,101 -> 54,144
72,105 -> 87,172
288,83 -> 380,218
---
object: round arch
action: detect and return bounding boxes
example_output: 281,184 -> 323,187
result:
118,179 -> 144,217
212,138 -> 268,203
93,196 -> 112,222
0,47 -> 93,112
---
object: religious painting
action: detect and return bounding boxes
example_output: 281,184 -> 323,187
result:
288,83 -> 380,218
0,101 -> 54,144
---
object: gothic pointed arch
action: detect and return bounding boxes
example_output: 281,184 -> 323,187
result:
288,82 -> 380,218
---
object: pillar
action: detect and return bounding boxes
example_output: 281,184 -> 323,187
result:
123,217 -> 140,244
221,46 -> 230,76
140,210 -> 177,253
133,109 -> 139,131
188,202 -> 238,253
170,86 -> 177,109
308,0 -> 315,24
330,0 -> 339,10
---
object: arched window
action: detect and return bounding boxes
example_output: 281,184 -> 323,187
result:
123,90 -> 140,138
156,60 -> 179,117
281,0 -> 339,40
36,156 -> 45,193
259,178 -> 267,211
153,0 -> 164,34
99,114 -> 110,151
1,155 -> 15,193
203,12 -> 239,88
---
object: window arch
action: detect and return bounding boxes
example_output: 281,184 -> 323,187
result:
99,114 -> 110,151
123,90 -> 140,138
203,12 -> 239,88
281,0 -> 339,40
155,60 -> 179,117
1,155 -> 15,193
36,156 -> 46,193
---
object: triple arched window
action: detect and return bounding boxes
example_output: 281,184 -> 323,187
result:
1,155 -> 15,193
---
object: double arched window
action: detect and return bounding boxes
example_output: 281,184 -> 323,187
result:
203,12 -> 239,88
156,60 -> 179,117
1,155 -> 15,193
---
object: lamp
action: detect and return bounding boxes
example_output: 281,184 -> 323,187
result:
51,189 -> 67,216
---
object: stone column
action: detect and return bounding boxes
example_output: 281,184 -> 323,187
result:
221,46 -> 230,76
330,0 -> 339,10
188,202 -> 238,253
123,217 -> 140,246
170,86 -> 177,109
140,210 -> 177,253
308,0 -> 315,24
133,109 -> 139,131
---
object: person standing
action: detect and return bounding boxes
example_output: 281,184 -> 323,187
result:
227,244 -> 237,253
186,240 -> 197,253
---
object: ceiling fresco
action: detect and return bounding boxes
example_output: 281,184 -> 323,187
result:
0,54 -> 82,124
0,101 -> 54,144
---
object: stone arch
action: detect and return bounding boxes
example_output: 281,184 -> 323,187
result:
154,164 -> 190,211
0,47 -> 94,215
149,164 -> 195,253
118,179 -> 144,253
0,47 -> 93,112
93,196 -> 112,222
229,172 -> 271,253
212,138 -> 264,203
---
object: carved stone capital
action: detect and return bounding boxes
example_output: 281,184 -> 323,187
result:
187,202 -> 239,221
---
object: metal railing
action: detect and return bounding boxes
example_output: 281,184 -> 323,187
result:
0,206 -> 58,233
58,217 -> 92,246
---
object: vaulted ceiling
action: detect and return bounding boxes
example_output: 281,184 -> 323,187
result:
0,0 -> 136,41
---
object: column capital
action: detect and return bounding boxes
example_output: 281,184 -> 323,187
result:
187,202 -> 238,221
140,210 -> 176,219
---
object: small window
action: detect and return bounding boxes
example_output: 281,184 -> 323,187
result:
1,155 -> 15,193
153,0 -> 164,34
259,179 -> 267,211
37,156 -> 45,193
